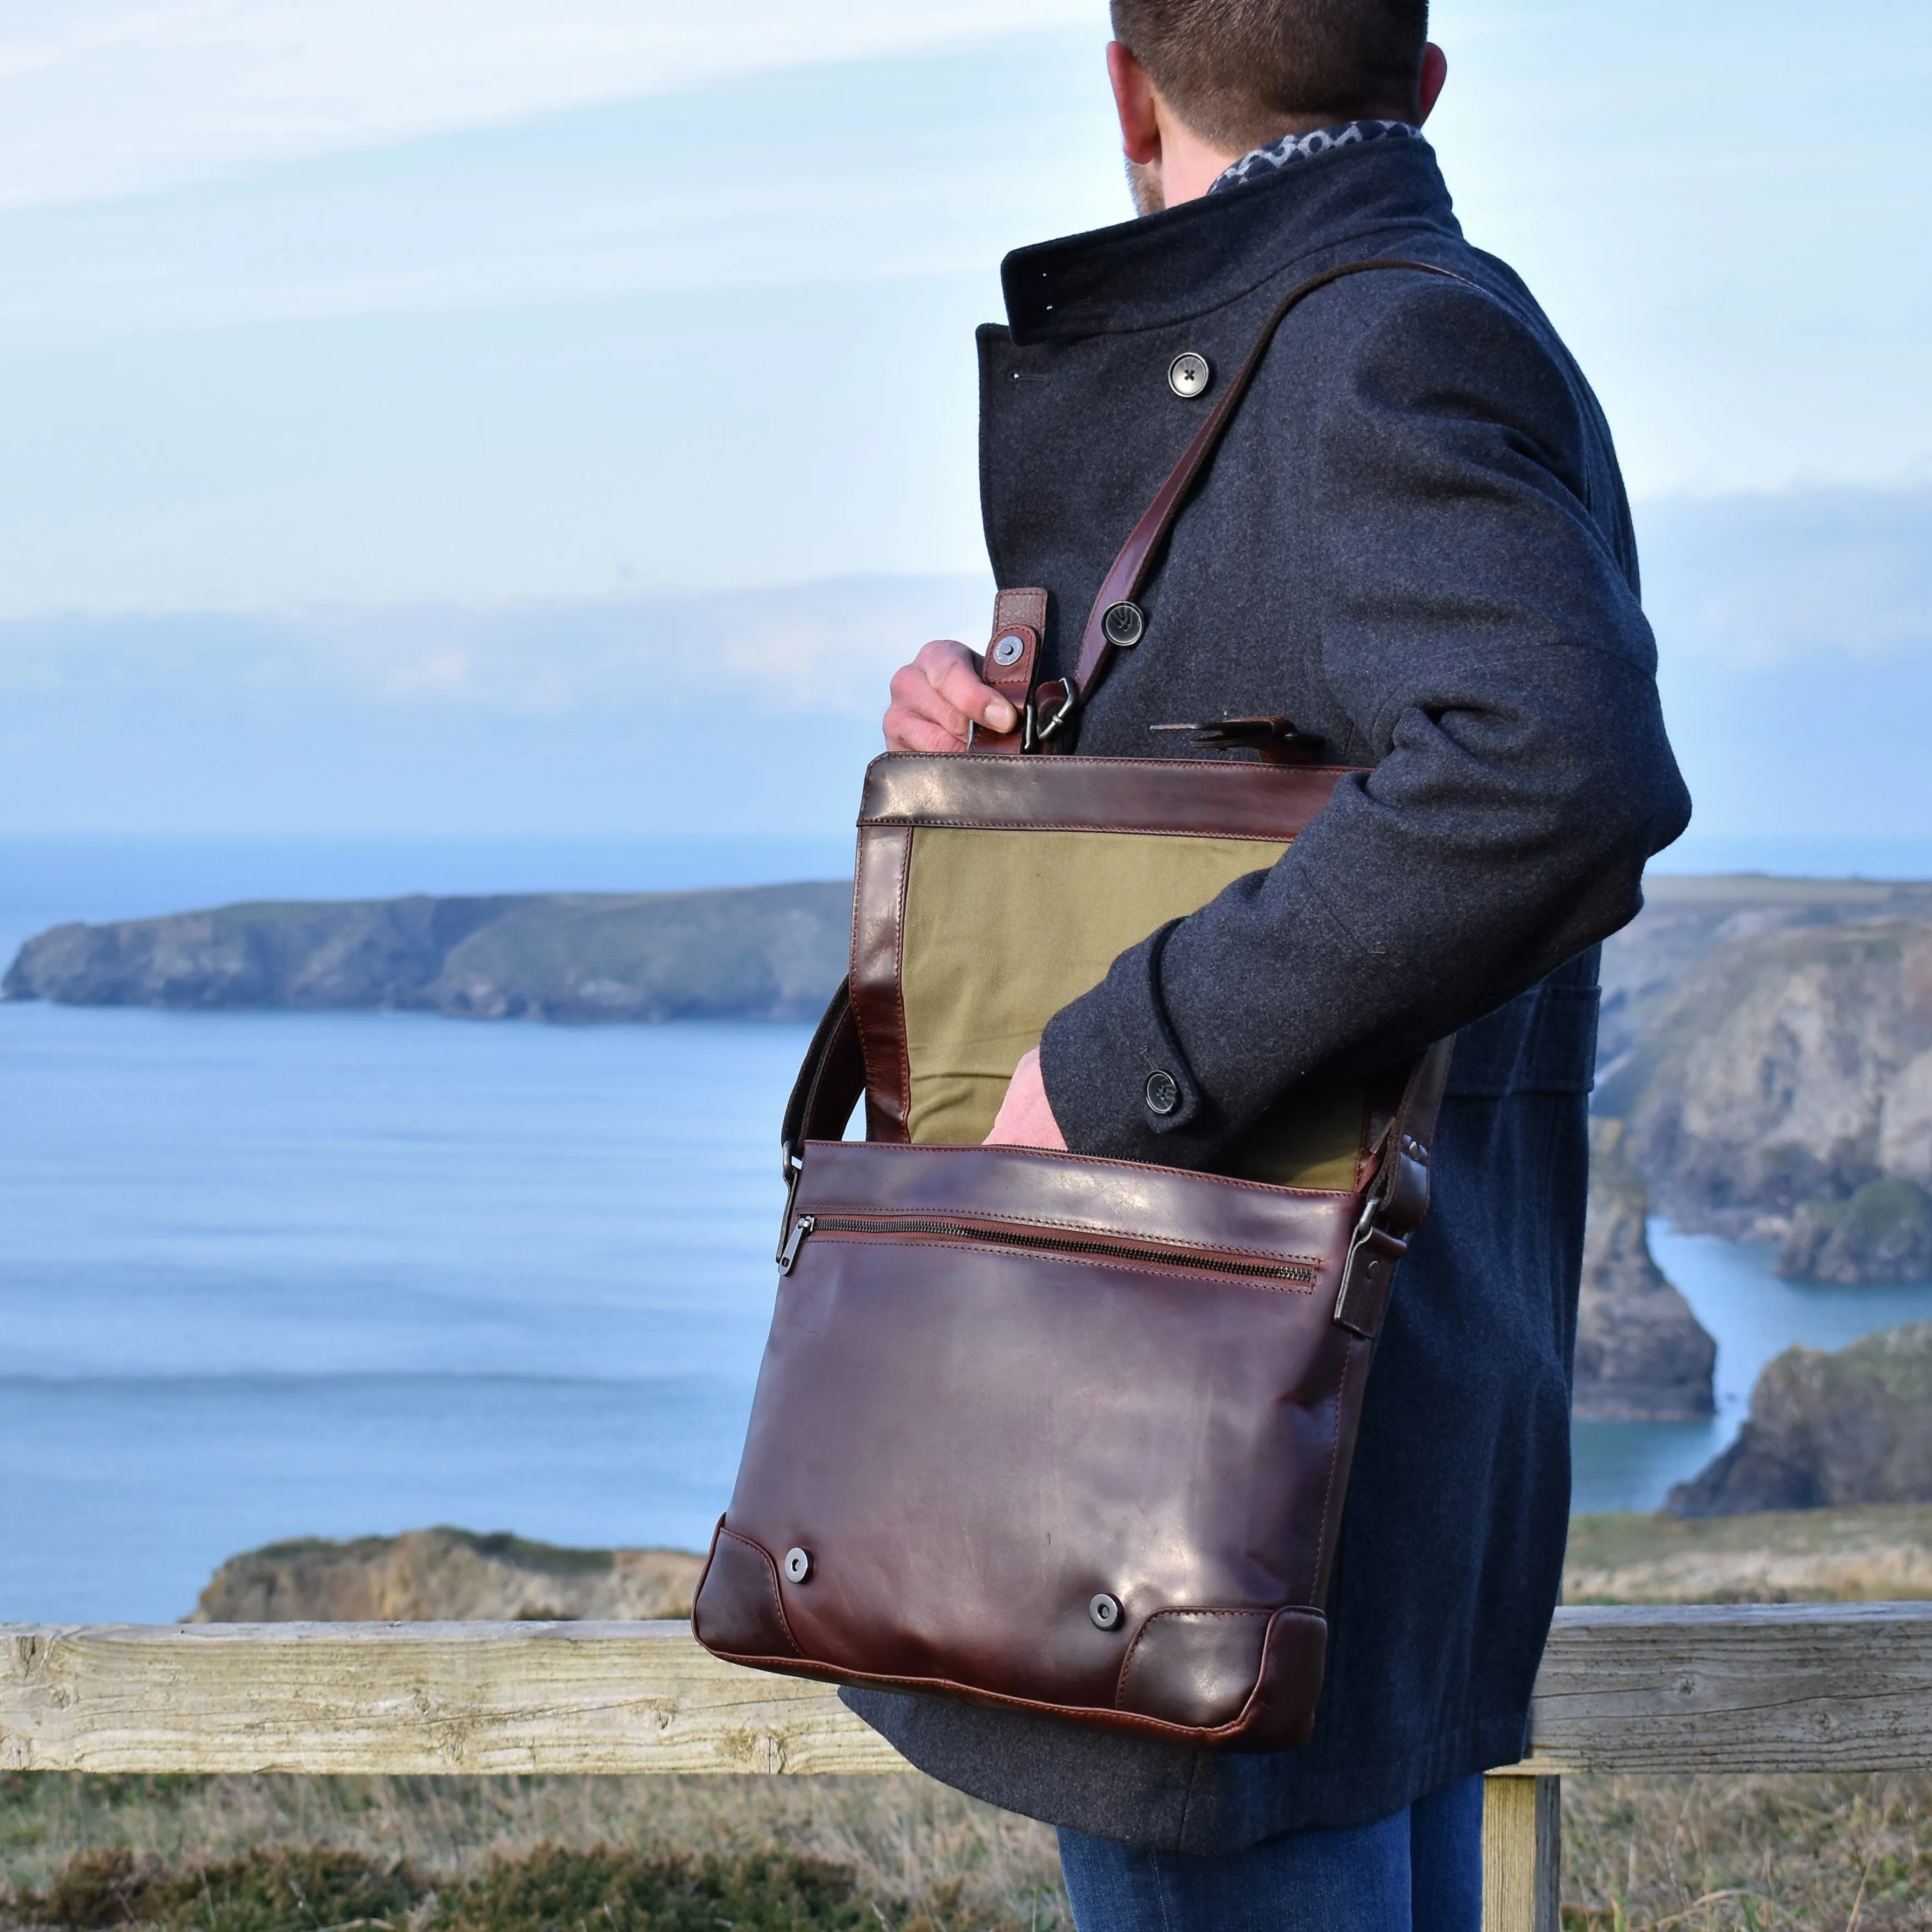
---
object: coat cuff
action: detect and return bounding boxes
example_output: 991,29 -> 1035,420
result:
1038,920 -> 1225,1167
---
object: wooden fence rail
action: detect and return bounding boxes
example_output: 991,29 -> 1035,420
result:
8,1605 -> 1932,1932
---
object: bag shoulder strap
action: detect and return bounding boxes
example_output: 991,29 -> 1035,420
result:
1029,255 -> 1472,742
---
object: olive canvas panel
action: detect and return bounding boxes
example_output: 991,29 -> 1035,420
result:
898,826 -> 1366,1189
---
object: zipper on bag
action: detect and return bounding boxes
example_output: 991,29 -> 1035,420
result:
778,1211 -> 1315,1285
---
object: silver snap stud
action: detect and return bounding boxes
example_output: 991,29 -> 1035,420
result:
1089,1593 -> 1123,1631
783,1547 -> 813,1583
990,633 -> 1027,667
1144,1070 -> 1179,1117
1101,601 -> 1145,648
1168,351 -> 1211,398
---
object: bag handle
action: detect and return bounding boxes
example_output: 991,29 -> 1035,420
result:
777,978 -> 868,1255
1030,256 -> 1472,744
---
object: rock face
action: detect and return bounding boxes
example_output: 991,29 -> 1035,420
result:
1622,917 -> 1932,1231
1573,1120 -> 1715,1420
1779,1178 -> 1932,1283
3,882 -> 851,1023
1593,875 -> 1932,1108
1594,882 -> 1932,1280
1666,1322 -> 1932,1517
188,1528 -> 705,1622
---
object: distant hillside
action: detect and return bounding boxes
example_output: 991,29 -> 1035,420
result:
2,881 -> 852,1023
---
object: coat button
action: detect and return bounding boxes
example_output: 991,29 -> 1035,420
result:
783,1547 -> 813,1583
1168,351 -> 1211,398
1089,1593 -> 1123,1631
1144,1071 -> 1179,1116
1101,601 -> 1145,647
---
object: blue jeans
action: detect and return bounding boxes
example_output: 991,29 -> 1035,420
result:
1056,1772 -> 1484,1932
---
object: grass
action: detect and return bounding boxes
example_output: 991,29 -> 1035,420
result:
9,1768 -> 1932,1930
1560,1774 -> 1932,1929
0,1772 -> 1069,1931
1563,1507 -> 1932,1604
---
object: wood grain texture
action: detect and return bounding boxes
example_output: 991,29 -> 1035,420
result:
1506,1602 -> 1932,1774
1481,1775 -> 1560,1932
7,1604 -> 1932,1779
0,1622 -> 906,1776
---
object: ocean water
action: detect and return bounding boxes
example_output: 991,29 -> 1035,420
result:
1572,1229 -> 1932,1514
5,836 -> 1932,1624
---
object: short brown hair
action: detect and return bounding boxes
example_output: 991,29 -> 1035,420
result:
1111,0 -> 1429,152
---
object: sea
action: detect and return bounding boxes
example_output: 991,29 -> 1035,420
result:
6,832 -> 1932,1626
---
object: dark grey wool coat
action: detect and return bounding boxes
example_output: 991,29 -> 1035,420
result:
844,135 -> 1691,1851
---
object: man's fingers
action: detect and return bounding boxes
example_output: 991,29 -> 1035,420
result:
913,638 -> 1020,734
881,636 -> 1020,753
890,663 -> 971,742
933,656 -> 1019,734
884,705 -> 971,755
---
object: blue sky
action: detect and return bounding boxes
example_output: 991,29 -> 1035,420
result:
0,0 -> 1927,856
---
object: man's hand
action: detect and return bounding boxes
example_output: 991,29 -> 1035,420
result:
884,639 -> 1018,752
984,1047 -> 1067,1151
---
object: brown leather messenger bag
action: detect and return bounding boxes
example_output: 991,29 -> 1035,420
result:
693,260 -> 1459,1752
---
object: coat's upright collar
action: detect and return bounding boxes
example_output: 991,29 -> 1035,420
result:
997,138 -> 1463,344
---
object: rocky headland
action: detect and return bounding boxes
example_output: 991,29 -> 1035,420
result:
188,1527 -> 705,1622
1666,1321 -> 1932,1517
1597,875 -> 1932,1283
1574,1119 -> 1715,1420
3,882 -> 851,1023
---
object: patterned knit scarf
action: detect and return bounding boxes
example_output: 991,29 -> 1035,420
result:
1209,119 -> 1421,194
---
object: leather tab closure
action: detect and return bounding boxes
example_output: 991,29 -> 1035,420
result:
968,588 -> 1047,754
1333,1222 -> 1408,1339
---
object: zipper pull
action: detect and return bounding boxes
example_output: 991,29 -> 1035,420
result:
778,1215 -> 815,1275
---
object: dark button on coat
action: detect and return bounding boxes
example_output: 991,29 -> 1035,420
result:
844,136 -> 1690,1852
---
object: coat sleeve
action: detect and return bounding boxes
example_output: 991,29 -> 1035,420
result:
1038,277 -> 1693,1166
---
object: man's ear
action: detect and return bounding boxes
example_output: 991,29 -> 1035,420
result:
1106,40 -> 1162,165
1417,42 -> 1448,124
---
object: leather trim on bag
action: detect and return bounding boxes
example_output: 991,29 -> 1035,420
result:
691,1523 -> 803,1660
1113,1607 -> 1275,1730
850,822 -> 914,1141
860,754 -> 1354,841
795,1140 -> 1364,1253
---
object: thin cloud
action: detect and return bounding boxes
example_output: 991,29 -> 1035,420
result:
0,0 -> 1108,210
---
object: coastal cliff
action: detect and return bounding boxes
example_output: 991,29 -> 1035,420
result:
1574,1121 -> 1715,1420
1593,876 -> 1932,1283
189,1528 -> 704,1622
3,882 -> 852,1023
1667,1322 -> 1932,1517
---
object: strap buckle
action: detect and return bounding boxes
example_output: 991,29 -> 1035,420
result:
1333,1196 -> 1408,1340
1030,679 -> 1077,748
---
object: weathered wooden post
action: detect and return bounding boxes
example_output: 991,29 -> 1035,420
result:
1481,1770 -> 1561,1932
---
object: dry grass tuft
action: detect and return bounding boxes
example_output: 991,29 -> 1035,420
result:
9,1767 -> 1932,1928
0,1771 -> 1068,1931
1562,1772 -> 1932,1929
